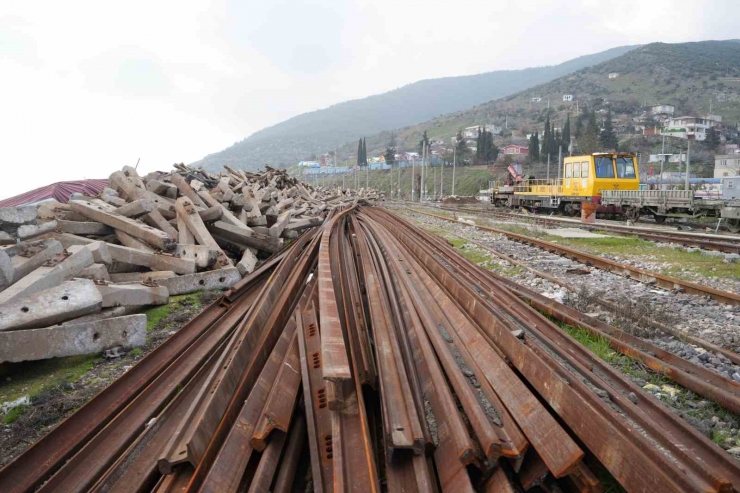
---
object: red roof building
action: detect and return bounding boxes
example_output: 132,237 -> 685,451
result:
502,145 -> 529,155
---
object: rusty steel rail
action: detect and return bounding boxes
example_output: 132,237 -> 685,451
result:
5,210 -> 740,492
409,207 -> 740,306
371,207 -> 740,492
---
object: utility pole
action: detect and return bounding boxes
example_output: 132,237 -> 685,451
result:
440,160 -> 444,197
421,143 -> 426,201
397,160 -> 401,200
411,157 -> 416,201
433,165 -> 437,200
366,159 -> 369,189
660,135 -> 665,190
452,146 -> 457,196
558,146 -> 562,181
685,138 -> 691,191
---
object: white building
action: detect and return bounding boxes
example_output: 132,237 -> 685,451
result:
715,155 -> 740,178
531,97 -> 542,102
650,104 -> 675,116
660,116 -> 722,141
608,73 -> 619,79
562,94 -> 574,102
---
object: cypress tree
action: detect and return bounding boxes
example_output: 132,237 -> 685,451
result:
600,108 -> 618,151
357,138 -> 363,167
362,137 -> 367,166
562,115 -> 571,155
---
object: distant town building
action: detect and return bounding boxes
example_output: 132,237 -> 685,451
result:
660,115 -> 722,141
502,145 -> 529,156
650,104 -> 675,117
463,124 -> 501,140
562,94 -> 574,102
298,161 -> 320,168
715,155 -> 740,178
608,73 -> 619,79
531,97 -> 542,102
726,144 -> 740,155
648,153 -> 686,164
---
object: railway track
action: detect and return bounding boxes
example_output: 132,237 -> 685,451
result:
433,203 -> 740,254
2,207 -> 740,492
408,207 -> 740,306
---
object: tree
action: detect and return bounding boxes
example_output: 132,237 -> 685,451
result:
384,147 -> 396,165
356,138 -> 363,167
455,130 -> 469,163
528,131 -> 540,162
600,108 -> 618,151
362,137 -> 368,166
579,110 -> 601,154
543,116 -> 551,158
562,115 -> 571,155
475,126 -> 499,165
706,127 -> 721,151
418,130 -> 430,155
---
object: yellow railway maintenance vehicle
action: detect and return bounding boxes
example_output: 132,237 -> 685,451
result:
509,152 -> 640,215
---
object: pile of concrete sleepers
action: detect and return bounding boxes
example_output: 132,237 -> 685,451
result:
0,163 -> 380,364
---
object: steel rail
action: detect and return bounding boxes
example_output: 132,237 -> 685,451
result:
366,217 -> 581,476
371,207 -> 725,493
409,207 -> 740,306
380,208 -> 740,492
433,203 -> 740,252
446,229 -> 740,402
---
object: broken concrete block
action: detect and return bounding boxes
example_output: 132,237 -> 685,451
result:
146,179 -> 178,199
61,306 -> 130,325
0,206 -> 38,230
156,267 -> 240,295
109,271 -> 177,283
68,241 -> 112,265
0,249 -> 12,289
0,314 -> 146,363
0,231 -> 15,246
172,245 -> 218,270
77,263 -> 110,281
237,248 -> 258,276
96,283 -> 169,307
0,279 -> 103,331
0,247 -> 94,304
8,239 -> 65,284
58,220 -> 114,236
107,243 -> 195,275
17,220 -> 58,240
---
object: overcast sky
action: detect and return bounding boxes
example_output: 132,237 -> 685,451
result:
0,0 -> 737,199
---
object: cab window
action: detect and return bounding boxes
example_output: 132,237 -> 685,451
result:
581,161 -> 589,178
595,157 -> 615,178
565,163 -> 572,178
573,162 -> 580,178
616,157 -> 636,178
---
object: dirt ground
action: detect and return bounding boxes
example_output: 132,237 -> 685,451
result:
0,290 -> 221,468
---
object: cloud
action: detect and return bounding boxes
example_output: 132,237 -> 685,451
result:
0,0 -> 737,199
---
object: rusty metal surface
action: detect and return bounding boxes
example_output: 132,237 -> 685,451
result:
272,413 -> 307,493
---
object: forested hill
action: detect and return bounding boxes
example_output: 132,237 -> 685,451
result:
194,44 -> 636,171
362,40 -> 740,156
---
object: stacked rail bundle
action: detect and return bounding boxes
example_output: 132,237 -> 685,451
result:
0,164 -> 379,363
2,207 -> 740,492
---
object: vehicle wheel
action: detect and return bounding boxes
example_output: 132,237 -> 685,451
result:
728,219 -> 740,234
625,207 -> 640,222
654,215 -> 666,224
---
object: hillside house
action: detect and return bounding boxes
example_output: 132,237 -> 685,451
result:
715,155 -> 740,178
563,94 -> 574,102
502,145 -> 529,156
726,144 -> 740,155
608,73 -> 619,79
660,115 -> 722,141
531,97 -> 542,102
650,104 -> 675,117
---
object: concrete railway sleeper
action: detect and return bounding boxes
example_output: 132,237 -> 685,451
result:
2,209 -> 740,492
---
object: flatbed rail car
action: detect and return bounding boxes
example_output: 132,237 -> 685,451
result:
601,189 -> 740,232
502,152 -> 641,215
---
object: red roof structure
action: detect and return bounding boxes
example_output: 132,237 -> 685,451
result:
0,179 -> 108,208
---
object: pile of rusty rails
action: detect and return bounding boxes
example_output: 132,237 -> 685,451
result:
2,207 -> 740,493
430,203 -> 740,254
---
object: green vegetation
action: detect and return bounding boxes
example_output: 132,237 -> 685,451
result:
129,348 -> 143,358
143,292 -> 203,331
0,354 -> 99,406
3,404 -> 30,424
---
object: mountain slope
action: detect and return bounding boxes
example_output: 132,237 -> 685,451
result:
366,40 -> 740,155
195,45 -> 636,171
